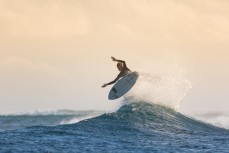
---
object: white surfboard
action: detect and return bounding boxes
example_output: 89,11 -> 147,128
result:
108,71 -> 139,100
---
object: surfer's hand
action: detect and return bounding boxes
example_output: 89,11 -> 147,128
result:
111,56 -> 116,61
102,84 -> 107,88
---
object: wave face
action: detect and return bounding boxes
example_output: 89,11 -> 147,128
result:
0,102 -> 229,152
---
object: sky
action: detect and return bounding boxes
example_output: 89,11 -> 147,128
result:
0,0 -> 229,114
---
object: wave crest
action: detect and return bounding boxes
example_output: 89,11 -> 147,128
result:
91,102 -> 227,134
124,68 -> 192,109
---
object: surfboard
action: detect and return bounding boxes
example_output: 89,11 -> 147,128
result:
108,71 -> 139,100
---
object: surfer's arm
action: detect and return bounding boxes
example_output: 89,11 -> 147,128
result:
102,73 -> 122,88
111,56 -> 127,67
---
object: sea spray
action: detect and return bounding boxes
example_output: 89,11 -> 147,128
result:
124,66 -> 192,109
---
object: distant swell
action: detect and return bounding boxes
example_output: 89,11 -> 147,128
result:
0,110 -> 103,131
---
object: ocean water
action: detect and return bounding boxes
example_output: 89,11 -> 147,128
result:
0,102 -> 229,153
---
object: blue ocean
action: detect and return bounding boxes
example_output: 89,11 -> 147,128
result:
0,101 -> 229,153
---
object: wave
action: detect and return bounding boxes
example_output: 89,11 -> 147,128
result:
77,102 -> 228,135
1,101 -> 229,153
0,110 -> 103,131
1,102 -> 228,135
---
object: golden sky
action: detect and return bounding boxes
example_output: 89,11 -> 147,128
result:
0,0 -> 229,113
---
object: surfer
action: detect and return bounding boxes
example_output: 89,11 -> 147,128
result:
102,57 -> 131,88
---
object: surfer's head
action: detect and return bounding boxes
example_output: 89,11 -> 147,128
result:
117,62 -> 123,71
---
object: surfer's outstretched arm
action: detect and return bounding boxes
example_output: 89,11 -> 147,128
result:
111,56 -> 127,67
102,73 -> 122,88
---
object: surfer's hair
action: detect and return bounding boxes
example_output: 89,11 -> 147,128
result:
117,62 -> 123,67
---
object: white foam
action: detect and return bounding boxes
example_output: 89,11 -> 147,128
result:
193,112 -> 229,129
60,115 -> 95,125
60,112 -> 104,125
124,66 -> 192,109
